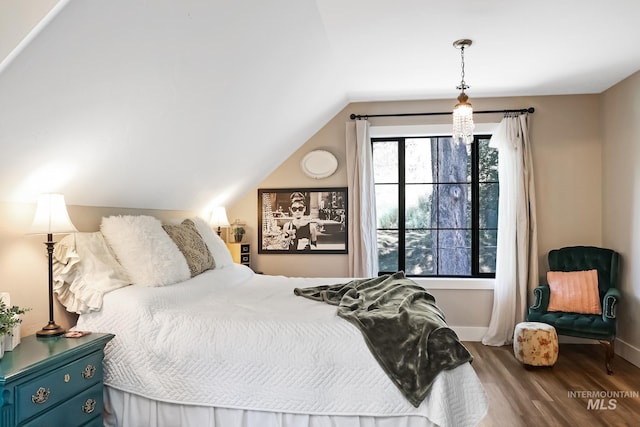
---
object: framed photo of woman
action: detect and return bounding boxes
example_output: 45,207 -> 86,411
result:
258,188 -> 348,254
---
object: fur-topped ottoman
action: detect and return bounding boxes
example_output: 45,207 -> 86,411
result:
513,322 -> 558,367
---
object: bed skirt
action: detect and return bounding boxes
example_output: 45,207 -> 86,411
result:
103,387 -> 440,427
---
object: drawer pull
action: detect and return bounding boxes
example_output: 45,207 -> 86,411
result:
82,398 -> 97,414
31,387 -> 50,404
82,364 -> 96,379
64,373 -> 71,383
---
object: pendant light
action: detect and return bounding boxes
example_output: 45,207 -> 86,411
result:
452,39 -> 474,145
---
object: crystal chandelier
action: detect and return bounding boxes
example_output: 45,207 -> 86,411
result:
452,39 -> 474,145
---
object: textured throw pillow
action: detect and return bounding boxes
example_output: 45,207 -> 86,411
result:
53,232 -> 131,313
547,269 -> 602,315
101,215 -> 190,287
163,221 -> 215,277
186,217 -> 234,268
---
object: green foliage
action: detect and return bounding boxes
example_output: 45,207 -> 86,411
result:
0,300 -> 30,336
233,226 -> 245,242
377,207 -> 398,229
234,226 -> 245,236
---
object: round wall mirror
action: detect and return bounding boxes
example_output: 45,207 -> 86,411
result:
300,150 -> 338,179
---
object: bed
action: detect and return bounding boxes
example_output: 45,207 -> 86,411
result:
53,215 -> 488,427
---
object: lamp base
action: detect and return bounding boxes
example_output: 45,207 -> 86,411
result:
36,321 -> 65,338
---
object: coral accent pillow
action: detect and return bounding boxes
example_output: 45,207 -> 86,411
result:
547,269 -> 602,314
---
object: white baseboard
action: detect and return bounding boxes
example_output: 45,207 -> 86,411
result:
615,337 -> 640,368
555,336 -> 640,368
452,326 -> 488,342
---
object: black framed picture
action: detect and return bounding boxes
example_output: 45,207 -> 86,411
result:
258,187 -> 348,254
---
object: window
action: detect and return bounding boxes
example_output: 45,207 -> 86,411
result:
372,135 -> 497,277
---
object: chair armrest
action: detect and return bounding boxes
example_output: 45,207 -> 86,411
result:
603,288 -> 620,320
529,285 -> 550,313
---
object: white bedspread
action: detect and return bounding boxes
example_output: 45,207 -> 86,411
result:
76,265 -> 487,427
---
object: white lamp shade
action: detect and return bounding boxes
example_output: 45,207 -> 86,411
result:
29,193 -> 78,235
209,206 -> 230,228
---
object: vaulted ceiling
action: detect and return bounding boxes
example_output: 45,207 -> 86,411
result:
1,0 -> 639,212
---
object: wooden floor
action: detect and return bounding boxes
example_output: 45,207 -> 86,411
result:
463,342 -> 640,426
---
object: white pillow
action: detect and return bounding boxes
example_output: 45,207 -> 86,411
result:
53,232 -> 131,313
188,216 -> 234,268
101,215 -> 190,286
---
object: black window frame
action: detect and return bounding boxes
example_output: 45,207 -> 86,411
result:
372,134 -> 496,278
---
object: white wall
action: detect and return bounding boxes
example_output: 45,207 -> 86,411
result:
0,91 -> 618,350
601,70 -> 640,366
0,0 -> 60,64
0,0 -> 346,212
230,93 -> 605,343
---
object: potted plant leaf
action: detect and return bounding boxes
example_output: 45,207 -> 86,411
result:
231,220 -> 246,243
0,300 -> 29,358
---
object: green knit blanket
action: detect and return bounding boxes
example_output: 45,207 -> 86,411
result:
294,271 -> 473,407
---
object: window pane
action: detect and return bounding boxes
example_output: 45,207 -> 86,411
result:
438,229 -> 471,275
377,230 -> 398,272
373,140 -> 398,183
405,230 -> 435,275
372,134 -> 496,279
478,137 -> 498,182
479,229 -> 497,273
405,138 -> 433,183
405,184 -> 433,228
479,183 -> 499,228
375,184 -> 398,229
436,183 -> 471,228
437,137 -> 471,183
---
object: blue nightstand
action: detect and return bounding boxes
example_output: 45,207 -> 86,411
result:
0,333 -> 114,426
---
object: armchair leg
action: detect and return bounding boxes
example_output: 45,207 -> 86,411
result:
599,340 -> 615,375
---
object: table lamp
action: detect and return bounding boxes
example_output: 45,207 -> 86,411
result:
209,206 -> 230,236
29,193 -> 78,337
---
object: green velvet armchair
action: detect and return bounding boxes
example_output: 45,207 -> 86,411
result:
527,246 -> 621,374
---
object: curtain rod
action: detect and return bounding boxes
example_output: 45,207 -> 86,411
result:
349,107 -> 534,120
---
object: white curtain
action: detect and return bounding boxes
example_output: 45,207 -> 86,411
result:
482,114 -> 539,346
345,120 -> 378,277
